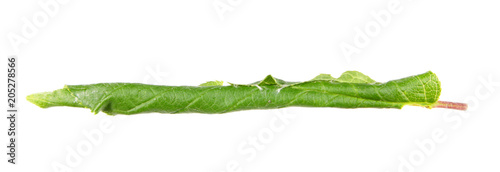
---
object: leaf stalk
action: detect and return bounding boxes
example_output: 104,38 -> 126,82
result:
433,101 -> 468,111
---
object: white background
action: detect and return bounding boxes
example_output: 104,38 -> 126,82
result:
1,0 -> 500,172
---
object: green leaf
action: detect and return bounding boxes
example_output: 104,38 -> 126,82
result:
26,71 -> 465,115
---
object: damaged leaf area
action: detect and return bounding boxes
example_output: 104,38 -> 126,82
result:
26,71 -> 467,115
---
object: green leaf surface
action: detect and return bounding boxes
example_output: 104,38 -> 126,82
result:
27,71 -> 445,115
199,80 -> 224,86
311,74 -> 335,81
336,71 -> 377,83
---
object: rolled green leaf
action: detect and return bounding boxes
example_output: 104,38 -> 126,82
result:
26,71 -> 466,115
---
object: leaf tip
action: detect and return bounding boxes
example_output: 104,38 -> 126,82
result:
26,92 -> 48,108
